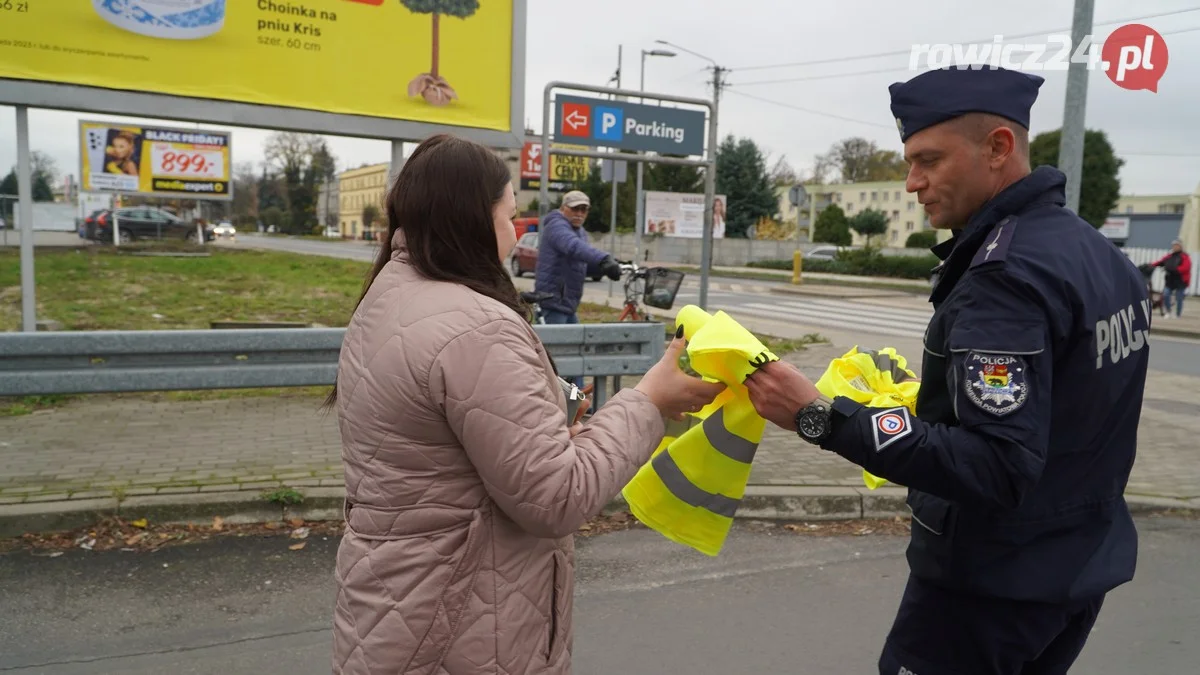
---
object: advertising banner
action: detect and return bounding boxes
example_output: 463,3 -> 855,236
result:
519,142 -> 590,192
644,191 -> 727,239
79,120 -> 233,201
0,1 -> 516,134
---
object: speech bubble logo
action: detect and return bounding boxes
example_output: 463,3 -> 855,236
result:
1102,23 -> 1168,92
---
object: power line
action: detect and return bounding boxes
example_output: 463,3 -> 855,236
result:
727,91 -> 1200,160
731,24 -> 1200,87
731,6 -> 1200,73
724,89 -> 895,130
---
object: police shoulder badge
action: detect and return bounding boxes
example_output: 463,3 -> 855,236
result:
871,407 -> 912,452
962,351 -> 1028,415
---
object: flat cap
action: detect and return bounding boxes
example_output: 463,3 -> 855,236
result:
889,66 -> 1044,142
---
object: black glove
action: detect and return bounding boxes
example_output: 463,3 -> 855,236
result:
599,255 -> 622,281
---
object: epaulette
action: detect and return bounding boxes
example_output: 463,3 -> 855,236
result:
970,216 -> 1017,268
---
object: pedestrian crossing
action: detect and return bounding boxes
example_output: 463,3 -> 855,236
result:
672,293 -> 934,339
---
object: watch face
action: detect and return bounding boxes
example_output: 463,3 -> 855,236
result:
798,409 -> 827,439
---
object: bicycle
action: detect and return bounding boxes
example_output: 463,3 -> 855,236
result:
522,263 -> 685,401
614,260 -> 686,323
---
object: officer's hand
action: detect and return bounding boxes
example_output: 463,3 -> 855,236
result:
744,361 -> 819,432
636,330 -> 727,421
599,255 -> 623,281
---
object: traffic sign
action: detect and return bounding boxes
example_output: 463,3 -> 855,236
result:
552,94 -> 706,156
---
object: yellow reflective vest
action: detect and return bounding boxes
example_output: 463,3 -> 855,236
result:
813,346 -> 921,489
622,305 -> 778,557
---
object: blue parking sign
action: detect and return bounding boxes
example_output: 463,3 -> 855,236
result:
593,106 -> 624,143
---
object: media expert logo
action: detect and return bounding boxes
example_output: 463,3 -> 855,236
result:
909,23 -> 1169,92
559,101 -> 687,145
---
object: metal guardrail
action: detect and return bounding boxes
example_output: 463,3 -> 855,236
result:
0,324 -> 666,408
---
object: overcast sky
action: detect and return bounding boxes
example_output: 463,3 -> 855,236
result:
1,0 -> 1197,195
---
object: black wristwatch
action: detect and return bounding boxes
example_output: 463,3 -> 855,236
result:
794,394 -> 835,445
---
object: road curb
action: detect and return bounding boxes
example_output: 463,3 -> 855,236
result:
2,487 -> 1195,538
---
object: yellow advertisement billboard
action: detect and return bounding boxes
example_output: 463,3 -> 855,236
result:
0,1 -> 518,138
80,120 -> 233,201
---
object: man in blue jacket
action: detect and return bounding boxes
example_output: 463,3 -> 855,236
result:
744,66 -> 1150,675
534,190 -> 622,325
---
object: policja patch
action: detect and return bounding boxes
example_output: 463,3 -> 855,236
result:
963,351 -> 1028,415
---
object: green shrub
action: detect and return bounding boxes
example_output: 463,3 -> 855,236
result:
746,250 -> 938,279
905,231 -> 938,248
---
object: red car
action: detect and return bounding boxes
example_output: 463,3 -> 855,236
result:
509,231 -> 605,281
510,231 -> 539,277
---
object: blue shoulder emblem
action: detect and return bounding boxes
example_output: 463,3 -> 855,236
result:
970,216 -> 1017,268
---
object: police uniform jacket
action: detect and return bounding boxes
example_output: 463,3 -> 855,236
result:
822,166 -> 1150,604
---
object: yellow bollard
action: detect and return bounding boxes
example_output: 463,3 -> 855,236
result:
792,249 -> 803,285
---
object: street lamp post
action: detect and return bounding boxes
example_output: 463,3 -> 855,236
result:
653,39 -> 727,309
633,48 -> 675,268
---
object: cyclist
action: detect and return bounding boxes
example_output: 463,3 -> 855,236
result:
533,191 -> 622,325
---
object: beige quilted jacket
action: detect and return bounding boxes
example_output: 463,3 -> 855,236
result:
330,231 -> 665,674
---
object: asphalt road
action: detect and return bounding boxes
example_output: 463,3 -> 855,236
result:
1,517 -> 1197,674
227,234 -> 1200,376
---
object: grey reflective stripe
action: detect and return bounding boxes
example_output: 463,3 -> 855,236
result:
864,349 -> 912,383
702,408 -> 758,463
651,451 -> 740,518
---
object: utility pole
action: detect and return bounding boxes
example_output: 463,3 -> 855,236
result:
1058,0 -> 1094,214
634,48 -> 676,267
699,64 -> 726,310
609,45 -> 622,297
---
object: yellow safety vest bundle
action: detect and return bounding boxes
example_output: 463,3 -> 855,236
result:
622,304 -> 921,556
813,346 -> 921,490
622,305 -> 779,556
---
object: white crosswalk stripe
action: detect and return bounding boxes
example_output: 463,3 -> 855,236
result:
725,298 -> 932,338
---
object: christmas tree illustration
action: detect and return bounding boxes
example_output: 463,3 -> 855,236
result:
401,0 -> 481,106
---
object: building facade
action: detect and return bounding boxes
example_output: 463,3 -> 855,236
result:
337,162 -> 389,240
779,180 -> 936,247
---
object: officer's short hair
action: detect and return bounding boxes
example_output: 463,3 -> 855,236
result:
948,113 -> 1030,159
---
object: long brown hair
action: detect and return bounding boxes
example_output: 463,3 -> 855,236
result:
324,134 -> 526,408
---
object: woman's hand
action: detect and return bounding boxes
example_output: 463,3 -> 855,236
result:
635,329 -> 727,421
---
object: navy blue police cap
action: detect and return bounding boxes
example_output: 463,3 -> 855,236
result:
889,66 -> 1044,142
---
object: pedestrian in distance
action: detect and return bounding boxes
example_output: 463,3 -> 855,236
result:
533,190 -> 623,327
1152,238 -> 1191,319
744,66 -> 1151,675
325,133 -> 725,675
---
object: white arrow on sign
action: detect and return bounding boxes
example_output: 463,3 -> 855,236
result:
565,110 -> 589,131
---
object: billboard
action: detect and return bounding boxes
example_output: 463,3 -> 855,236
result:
519,142 -> 590,192
644,191 -> 727,239
0,1 -> 524,146
80,120 -> 233,201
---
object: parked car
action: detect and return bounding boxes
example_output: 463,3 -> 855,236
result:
509,231 -> 606,281
86,207 -> 213,244
804,245 -> 842,261
510,231 -> 538,277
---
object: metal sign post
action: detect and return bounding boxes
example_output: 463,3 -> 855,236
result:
539,82 -> 716,308
15,106 -> 35,332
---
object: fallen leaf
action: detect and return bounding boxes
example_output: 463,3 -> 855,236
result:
212,516 -> 224,532
290,527 -> 310,540
783,524 -> 802,532
289,518 -> 304,528
577,524 -> 592,532
289,542 -> 307,551
125,533 -> 145,546
131,518 -> 148,529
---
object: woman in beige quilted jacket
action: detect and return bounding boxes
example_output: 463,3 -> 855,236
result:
328,134 -> 725,674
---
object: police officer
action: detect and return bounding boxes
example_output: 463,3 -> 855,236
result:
744,66 -> 1151,675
